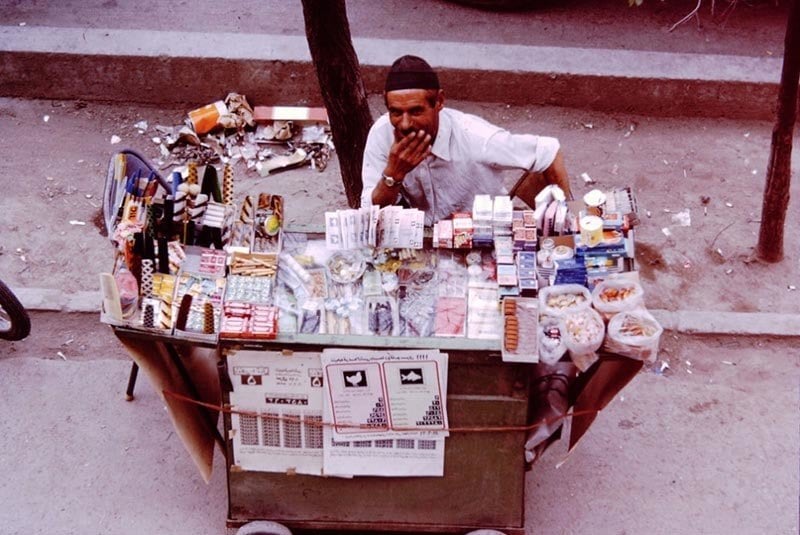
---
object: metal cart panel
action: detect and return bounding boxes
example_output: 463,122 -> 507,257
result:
223,349 -> 530,534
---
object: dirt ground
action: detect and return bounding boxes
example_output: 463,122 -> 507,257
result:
0,95 -> 796,316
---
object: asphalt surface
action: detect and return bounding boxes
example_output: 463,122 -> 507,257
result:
0,1 -> 787,118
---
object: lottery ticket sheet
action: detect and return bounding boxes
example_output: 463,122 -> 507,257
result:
227,350 -> 325,475
320,348 -> 449,477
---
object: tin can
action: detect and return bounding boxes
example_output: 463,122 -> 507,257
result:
188,100 -> 227,135
580,215 -> 604,247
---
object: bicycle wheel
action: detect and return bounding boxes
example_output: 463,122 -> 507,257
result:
0,280 -> 31,341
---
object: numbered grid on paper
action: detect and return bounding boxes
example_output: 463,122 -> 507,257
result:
237,411 -> 324,449
282,412 -> 302,449
303,414 -> 324,449
240,414 -> 259,446
261,412 -> 281,447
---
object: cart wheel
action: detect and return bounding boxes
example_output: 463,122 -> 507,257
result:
0,280 -> 30,341
465,531 -> 507,535
235,521 -> 293,535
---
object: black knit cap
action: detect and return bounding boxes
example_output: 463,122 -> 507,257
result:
384,55 -> 440,92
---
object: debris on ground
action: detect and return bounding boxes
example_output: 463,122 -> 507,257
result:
671,209 -> 691,227
623,123 -> 636,138
701,195 -> 710,215
147,92 -> 334,176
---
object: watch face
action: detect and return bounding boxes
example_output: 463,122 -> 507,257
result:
383,175 -> 397,187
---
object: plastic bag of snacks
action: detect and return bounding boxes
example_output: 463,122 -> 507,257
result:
539,283 -> 591,318
538,316 -> 568,365
591,279 -> 645,319
604,309 -> 663,362
563,307 -> 605,371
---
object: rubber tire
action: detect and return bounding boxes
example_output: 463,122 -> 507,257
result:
466,531 -> 507,535
0,280 -> 30,341
235,521 -> 293,535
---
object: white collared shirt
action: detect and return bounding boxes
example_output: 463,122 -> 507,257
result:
361,107 -> 560,225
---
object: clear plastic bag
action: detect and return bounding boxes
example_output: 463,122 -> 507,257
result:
604,309 -> 663,362
563,308 -> 605,371
537,316 -> 568,365
539,283 -> 591,318
591,279 -> 644,318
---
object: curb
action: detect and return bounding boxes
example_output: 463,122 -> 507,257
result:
11,287 -> 800,338
0,25 -> 782,120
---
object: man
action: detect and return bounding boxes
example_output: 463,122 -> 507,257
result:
361,54 -> 572,226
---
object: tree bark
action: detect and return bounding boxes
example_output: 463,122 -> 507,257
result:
301,0 -> 374,208
756,0 -> 799,262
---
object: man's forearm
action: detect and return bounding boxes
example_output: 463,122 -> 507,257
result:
542,149 -> 572,199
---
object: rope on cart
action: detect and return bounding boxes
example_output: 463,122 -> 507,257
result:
162,389 -> 600,434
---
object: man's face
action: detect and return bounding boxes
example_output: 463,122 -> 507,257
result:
385,89 -> 444,142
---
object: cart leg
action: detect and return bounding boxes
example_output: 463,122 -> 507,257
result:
124,361 -> 139,401
235,521 -> 292,535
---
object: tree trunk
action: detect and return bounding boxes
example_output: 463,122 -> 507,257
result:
756,0 -> 799,262
301,0 -> 374,208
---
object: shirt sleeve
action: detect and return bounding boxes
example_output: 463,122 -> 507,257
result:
360,115 -> 401,208
481,128 -> 561,174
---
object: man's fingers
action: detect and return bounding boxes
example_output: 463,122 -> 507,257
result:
403,132 -> 431,157
389,131 -> 433,173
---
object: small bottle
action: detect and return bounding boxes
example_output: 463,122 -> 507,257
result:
540,238 -> 555,269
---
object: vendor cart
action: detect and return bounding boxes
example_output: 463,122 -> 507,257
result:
104,153 -> 646,535
113,321 -> 640,535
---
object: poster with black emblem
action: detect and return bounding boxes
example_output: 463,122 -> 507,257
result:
321,348 -> 448,477
383,361 -> 447,433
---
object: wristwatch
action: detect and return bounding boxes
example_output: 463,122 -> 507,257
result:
382,174 -> 401,188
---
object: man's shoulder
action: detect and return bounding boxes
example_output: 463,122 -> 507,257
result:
365,113 -> 393,149
444,108 -> 502,139
368,112 -> 391,134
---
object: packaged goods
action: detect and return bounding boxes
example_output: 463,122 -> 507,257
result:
591,279 -> 644,317
539,283 -> 592,317
604,309 -> 663,362
562,307 -> 605,371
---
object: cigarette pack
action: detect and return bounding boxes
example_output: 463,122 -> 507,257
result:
452,213 -> 473,249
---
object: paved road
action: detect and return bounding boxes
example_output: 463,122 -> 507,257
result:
0,0 -> 786,55
0,0 -> 787,117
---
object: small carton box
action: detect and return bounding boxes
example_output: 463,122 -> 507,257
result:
452,213 -> 474,249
